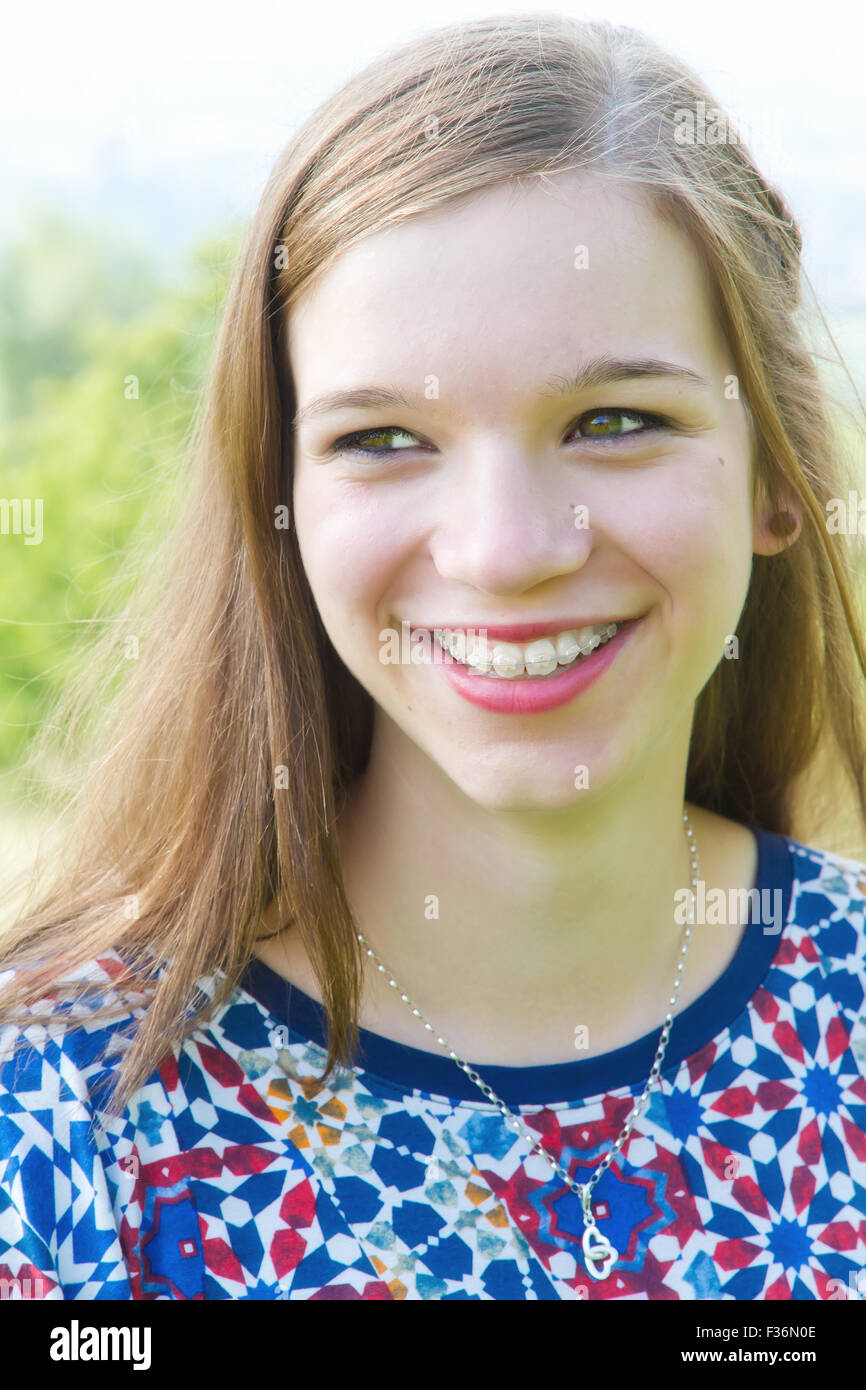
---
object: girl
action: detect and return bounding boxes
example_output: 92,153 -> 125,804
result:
1,13 -> 865,1301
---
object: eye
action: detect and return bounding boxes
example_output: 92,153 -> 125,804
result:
567,408 -> 667,441
326,408 -> 668,460
328,426 -> 428,459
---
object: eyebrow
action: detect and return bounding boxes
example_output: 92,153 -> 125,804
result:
291,356 -> 709,428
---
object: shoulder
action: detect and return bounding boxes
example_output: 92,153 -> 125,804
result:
0,948 -> 153,1096
783,833 -> 866,932
773,833 -> 866,1033
0,945 -> 203,1193
0,950 -> 165,1298
0,950 -> 338,1298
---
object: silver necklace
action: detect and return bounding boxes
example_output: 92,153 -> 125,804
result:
355,809 -> 698,1284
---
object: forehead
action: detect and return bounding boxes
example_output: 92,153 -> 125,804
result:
288,172 -> 726,391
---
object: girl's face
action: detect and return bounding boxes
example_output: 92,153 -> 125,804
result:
288,173 -> 765,810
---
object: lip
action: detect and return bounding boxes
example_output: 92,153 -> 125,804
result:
411,616 -> 638,642
432,614 -> 646,714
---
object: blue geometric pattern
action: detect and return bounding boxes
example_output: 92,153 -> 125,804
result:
1,833 -> 865,1300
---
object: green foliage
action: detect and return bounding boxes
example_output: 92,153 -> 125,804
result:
0,210 -> 241,778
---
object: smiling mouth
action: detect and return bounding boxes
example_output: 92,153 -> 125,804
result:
432,620 -> 626,679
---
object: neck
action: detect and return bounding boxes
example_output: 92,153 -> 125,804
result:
334,712 -> 711,1062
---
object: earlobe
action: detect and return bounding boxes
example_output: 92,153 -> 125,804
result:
754,505 -> 802,555
768,510 -> 799,539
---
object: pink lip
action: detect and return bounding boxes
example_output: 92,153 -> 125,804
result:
412,617 -> 636,642
434,616 -> 645,714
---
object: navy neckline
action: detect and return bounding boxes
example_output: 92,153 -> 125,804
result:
237,823 -> 794,1105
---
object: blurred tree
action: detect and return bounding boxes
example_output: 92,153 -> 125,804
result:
0,200 -> 172,425
0,212 -> 241,778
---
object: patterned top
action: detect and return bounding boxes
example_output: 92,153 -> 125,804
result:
1,824 -> 865,1301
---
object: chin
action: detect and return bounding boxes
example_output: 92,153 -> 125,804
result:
441,763 -> 605,815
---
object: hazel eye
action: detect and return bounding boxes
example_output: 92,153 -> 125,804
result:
327,407 -> 669,461
330,426 -> 424,458
572,408 -> 663,438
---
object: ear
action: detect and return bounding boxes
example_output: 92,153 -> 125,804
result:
752,491 -> 803,556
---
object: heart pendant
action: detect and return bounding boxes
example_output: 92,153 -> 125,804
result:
581,1222 -> 616,1281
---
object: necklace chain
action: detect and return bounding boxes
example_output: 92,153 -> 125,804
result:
355,809 -> 699,1284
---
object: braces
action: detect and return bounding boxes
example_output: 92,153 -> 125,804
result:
438,625 -> 619,679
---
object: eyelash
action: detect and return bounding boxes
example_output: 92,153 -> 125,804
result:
327,408 -> 670,460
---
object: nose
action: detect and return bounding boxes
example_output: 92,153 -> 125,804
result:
430,441 -> 593,595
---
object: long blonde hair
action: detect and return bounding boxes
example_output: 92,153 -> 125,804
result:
2,12 -> 865,1119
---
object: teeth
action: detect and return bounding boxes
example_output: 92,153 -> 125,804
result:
491,642 -> 525,678
555,631 -> 581,664
464,635 -> 493,673
577,626 -> 602,654
523,639 -> 559,676
434,622 -> 619,678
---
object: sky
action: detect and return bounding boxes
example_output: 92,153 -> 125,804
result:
1,0 -> 865,338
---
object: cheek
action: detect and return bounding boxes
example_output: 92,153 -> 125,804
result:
292,470 -> 415,623
654,448 -> 748,542
615,462 -> 753,618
